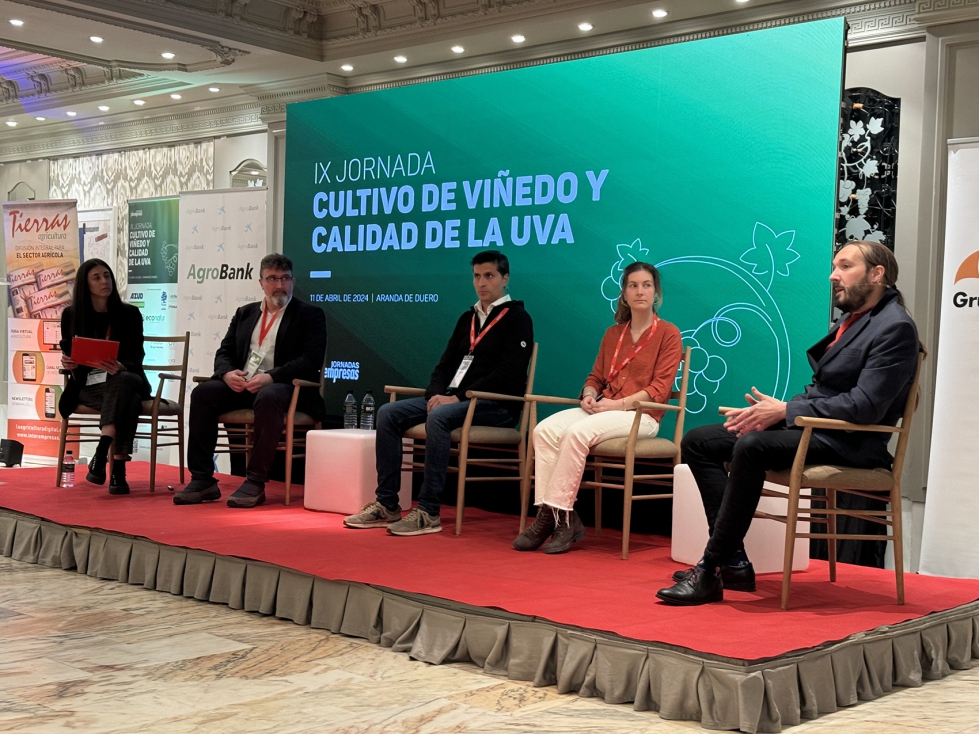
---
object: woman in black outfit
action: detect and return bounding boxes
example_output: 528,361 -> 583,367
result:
60,259 -> 151,494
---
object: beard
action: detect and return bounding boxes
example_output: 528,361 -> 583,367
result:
269,291 -> 289,308
833,276 -> 875,313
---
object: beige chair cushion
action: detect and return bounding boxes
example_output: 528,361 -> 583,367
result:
403,424 -> 522,444
74,400 -> 181,417
218,409 -> 317,426
590,437 -> 679,459
766,465 -> 894,492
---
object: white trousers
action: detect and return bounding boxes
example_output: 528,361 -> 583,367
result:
533,408 -> 659,511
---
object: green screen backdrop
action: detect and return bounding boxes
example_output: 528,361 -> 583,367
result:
284,18 -> 845,429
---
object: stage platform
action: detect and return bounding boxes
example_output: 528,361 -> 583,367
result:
1,463 -> 977,733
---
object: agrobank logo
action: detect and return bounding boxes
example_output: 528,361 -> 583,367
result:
952,250 -> 979,308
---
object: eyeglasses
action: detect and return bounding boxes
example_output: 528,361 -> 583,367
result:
263,275 -> 294,284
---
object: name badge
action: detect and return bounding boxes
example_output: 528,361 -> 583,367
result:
448,354 -> 474,389
244,349 -> 265,379
86,369 -> 108,386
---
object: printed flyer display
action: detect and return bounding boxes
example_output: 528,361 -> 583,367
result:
79,207 -> 116,267
3,199 -> 80,458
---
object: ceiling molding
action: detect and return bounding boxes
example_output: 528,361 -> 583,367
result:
915,0 -> 979,26
0,74 -> 180,115
0,98 -> 266,162
17,0 -> 323,60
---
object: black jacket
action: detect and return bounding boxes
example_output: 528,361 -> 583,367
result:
59,303 -> 152,416
213,297 -> 327,420
426,299 -> 534,418
786,288 -> 919,468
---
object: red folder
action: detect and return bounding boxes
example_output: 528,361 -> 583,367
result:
71,337 -> 119,369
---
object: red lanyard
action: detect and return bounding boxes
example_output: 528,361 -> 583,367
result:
605,319 -> 659,388
469,307 -> 509,354
258,307 -> 280,347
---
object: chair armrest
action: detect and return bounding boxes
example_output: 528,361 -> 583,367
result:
718,406 -> 738,415
465,390 -> 525,403
793,416 -> 902,434
192,376 -> 211,383
524,394 -> 581,406
158,373 -> 183,381
384,385 -> 426,397
632,401 -> 682,412
292,379 -> 320,388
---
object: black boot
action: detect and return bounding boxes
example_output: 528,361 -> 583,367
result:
227,479 -> 266,508
542,509 -> 585,554
672,561 -> 756,592
86,436 -> 113,485
173,477 -> 221,505
657,564 -> 724,606
513,505 -> 556,551
108,458 -> 130,495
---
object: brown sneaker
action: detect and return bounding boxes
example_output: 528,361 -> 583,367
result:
542,509 -> 585,554
512,505 -> 556,551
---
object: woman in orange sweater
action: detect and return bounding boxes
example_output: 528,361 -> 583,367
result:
513,262 -> 683,554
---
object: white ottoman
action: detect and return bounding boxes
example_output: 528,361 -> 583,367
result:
672,463 -> 810,574
304,429 -> 412,514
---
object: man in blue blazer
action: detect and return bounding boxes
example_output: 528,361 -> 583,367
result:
658,241 -> 920,605
174,253 -> 326,508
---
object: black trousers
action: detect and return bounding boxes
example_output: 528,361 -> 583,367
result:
188,379 -> 292,484
680,423 -> 875,568
77,372 -> 145,456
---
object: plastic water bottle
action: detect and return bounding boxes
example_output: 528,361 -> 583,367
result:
62,451 -> 75,488
343,391 -> 358,429
360,390 -> 376,431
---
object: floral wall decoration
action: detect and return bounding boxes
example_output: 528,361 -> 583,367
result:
836,87 -> 901,252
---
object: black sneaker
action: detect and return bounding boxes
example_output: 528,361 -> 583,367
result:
173,478 -> 221,505
226,479 -> 266,508
108,460 -> 130,495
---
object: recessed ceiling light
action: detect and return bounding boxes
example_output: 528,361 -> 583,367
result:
90,35 -> 103,43
35,116 -> 45,121
161,52 -> 175,60
340,64 -> 353,71
652,8 -> 668,18
208,86 -> 220,92
578,22 -> 593,31
133,99 -> 145,106
511,34 -> 526,43
5,121 -> 16,127
736,0 -> 750,3
249,170 -> 260,175
451,45 -> 465,54
9,19 -> 24,27
66,111 -> 77,117
170,93 -> 182,100
98,105 -> 109,111
393,55 -> 407,63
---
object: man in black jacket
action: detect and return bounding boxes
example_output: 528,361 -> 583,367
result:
344,250 -> 534,536
174,253 -> 326,508
657,241 -> 920,605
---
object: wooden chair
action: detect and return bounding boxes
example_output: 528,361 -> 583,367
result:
191,372 -> 323,506
385,342 -> 538,535
753,352 -> 925,610
523,346 -> 691,560
56,332 -> 190,493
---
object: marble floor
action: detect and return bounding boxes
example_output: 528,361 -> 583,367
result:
1,556 -> 977,733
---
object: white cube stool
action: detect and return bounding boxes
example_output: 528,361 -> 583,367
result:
304,429 -> 412,514
672,463 -> 809,574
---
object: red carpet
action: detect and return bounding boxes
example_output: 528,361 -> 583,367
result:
3,463 -> 978,661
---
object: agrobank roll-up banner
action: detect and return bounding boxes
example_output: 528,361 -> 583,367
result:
919,140 -> 979,579
3,199 -> 80,458
283,18 -> 846,427
176,188 -> 266,471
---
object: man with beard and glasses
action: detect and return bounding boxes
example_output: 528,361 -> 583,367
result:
657,241 -> 920,605
174,253 -> 326,508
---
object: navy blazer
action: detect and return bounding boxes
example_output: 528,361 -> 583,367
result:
784,288 -> 919,468
212,297 -> 327,420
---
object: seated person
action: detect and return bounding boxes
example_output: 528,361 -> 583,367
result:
657,241 -> 920,605
344,250 -> 534,536
174,253 -> 326,508
59,259 -> 152,495
513,262 -> 682,554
